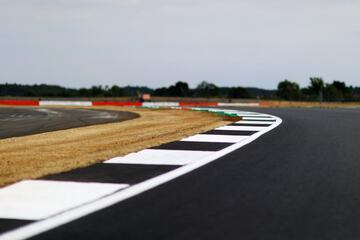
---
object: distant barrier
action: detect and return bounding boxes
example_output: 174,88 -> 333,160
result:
142,102 -> 179,107
39,101 -> 92,106
0,100 -> 260,107
218,102 -> 260,107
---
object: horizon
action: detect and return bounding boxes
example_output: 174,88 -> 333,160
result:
2,79 -> 360,92
1,81 -> 278,90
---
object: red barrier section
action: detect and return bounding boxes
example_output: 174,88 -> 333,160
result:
0,100 -> 39,106
179,102 -> 218,107
92,101 -> 142,106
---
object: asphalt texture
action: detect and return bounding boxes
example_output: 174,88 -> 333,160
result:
25,107 -> 360,239
0,107 -> 139,139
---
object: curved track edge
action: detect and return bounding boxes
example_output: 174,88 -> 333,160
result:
0,107 -> 281,240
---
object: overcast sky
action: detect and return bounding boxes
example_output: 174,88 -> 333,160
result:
0,0 -> 359,89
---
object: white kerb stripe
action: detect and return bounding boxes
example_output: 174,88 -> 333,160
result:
236,114 -> 271,118
236,120 -> 274,125
242,117 -> 275,121
181,134 -> 248,143
0,180 -> 128,221
216,126 -> 267,131
104,149 -> 214,166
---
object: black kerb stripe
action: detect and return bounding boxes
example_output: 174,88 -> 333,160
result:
242,119 -> 276,122
203,130 -> 258,136
0,219 -> 34,235
229,123 -> 272,127
239,115 -> 273,118
151,141 -> 232,151
42,163 -> 178,184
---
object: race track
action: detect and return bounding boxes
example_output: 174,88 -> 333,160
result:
0,108 -> 139,139
1,107 -> 360,240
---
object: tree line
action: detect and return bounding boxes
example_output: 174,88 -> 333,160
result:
0,79 -> 359,101
0,81 -> 274,99
277,78 -> 360,101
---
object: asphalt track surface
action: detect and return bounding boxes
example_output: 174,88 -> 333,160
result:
3,107 -> 360,240
0,107 -> 139,139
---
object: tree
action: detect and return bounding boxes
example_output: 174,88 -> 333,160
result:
108,85 -> 124,97
277,80 -> 301,100
195,81 -> 219,97
332,81 -> 347,92
90,85 -> 105,97
79,88 -> 91,97
228,87 -> 252,99
324,83 -> 342,101
168,81 -> 189,97
309,77 -> 325,101
324,80 -> 350,101
153,87 -> 169,96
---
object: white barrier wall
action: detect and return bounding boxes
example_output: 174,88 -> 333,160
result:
142,102 -> 179,107
39,101 -> 93,107
37,101 -> 259,107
